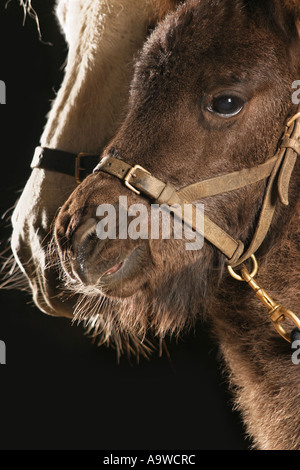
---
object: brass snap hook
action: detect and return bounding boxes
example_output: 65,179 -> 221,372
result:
227,255 -> 300,343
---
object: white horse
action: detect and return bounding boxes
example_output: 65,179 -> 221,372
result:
11,0 -> 178,318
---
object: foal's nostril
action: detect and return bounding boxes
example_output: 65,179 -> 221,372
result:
71,218 -> 98,253
55,206 -> 91,249
65,213 -> 82,239
56,213 -> 71,234
54,212 -> 71,252
64,206 -> 91,240
67,217 -> 109,285
55,209 -> 85,259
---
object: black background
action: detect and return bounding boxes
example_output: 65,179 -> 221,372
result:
0,0 -> 250,451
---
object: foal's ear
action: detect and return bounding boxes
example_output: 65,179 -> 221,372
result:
296,19 -> 300,41
244,0 -> 300,66
284,3 -> 300,69
284,0 -> 300,37
283,4 -> 300,71
243,0 -> 299,38
283,0 -> 300,39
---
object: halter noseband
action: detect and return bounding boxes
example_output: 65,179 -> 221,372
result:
31,108 -> 300,342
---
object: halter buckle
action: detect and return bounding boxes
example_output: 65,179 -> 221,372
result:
75,152 -> 93,184
124,165 -> 150,195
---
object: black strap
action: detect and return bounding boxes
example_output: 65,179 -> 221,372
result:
30,147 -> 100,183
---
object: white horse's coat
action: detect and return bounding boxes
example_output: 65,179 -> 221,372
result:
11,0 -> 173,316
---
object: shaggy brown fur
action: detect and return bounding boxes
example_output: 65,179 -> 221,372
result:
10,0 -> 300,450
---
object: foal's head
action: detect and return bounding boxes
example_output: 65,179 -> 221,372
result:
54,0 -> 300,354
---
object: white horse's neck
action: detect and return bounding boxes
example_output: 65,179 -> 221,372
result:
41,0 -> 158,154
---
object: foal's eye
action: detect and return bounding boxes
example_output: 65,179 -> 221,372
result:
208,95 -> 245,117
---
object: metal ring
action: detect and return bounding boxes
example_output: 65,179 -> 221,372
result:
227,254 -> 258,281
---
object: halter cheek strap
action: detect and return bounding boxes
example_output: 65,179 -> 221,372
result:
94,110 -> 300,342
93,111 -> 300,267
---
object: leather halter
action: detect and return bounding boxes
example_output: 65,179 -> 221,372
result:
31,108 -> 300,269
